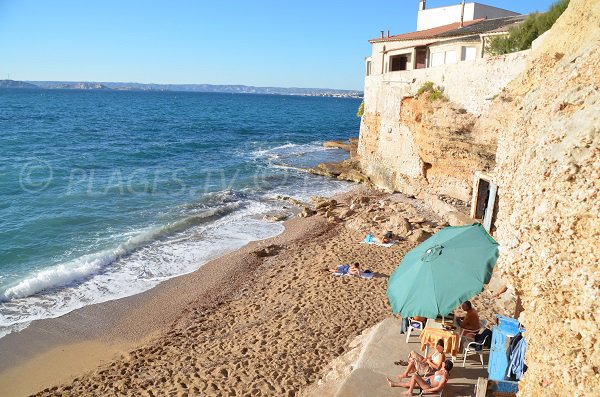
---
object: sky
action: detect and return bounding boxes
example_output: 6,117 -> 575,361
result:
0,0 -> 557,90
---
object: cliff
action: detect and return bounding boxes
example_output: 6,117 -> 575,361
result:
358,50 -> 528,203
489,0 -> 600,395
357,0 -> 599,395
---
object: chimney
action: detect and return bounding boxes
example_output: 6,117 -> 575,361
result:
419,0 -> 426,11
380,30 -> 385,38
460,0 -> 465,27
387,30 -> 390,38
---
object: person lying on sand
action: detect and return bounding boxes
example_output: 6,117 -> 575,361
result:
387,359 -> 453,396
378,231 -> 394,244
325,262 -> 362,277
396,339 -> 446,378
348,262 -> 362,277
362,231 -> 395,244
325,264 -> 350,274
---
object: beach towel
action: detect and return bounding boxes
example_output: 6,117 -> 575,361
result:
332,270 -> 374,279
360,240 -> 396,248
360,234 -> 396,247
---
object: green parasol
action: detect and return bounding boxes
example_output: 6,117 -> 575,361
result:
387,223 -> 499,318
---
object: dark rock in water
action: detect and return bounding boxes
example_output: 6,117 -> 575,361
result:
263,212 -> 290,222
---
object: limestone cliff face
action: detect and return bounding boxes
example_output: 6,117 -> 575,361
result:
489,0 -> 600,395
358,50 -> 528,203
358,1 -> 599,395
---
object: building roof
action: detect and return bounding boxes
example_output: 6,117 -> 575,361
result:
434,15 -> 527,38
369,19 -> 484,43
369,15 -> 526,43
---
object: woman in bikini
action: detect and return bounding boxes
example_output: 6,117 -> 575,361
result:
396,339 -> 446,378
387,359 -> 453,395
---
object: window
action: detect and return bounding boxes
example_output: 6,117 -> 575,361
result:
389,53 -> 412,71
445,50 -> 457,64
366,60 -> 372,76
430,52 -> 444,67
462,46 -> 477,61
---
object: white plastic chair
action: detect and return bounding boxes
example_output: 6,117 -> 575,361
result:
462,332 -> 490,368
406,317 -> 425,343
459,319 -> 488,343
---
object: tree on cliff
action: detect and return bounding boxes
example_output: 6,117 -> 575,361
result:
488,0 -> 569,55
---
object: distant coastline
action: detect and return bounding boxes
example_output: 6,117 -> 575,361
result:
0,79 -> 363,98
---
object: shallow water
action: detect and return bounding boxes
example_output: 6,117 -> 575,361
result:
0,89 -> 361,337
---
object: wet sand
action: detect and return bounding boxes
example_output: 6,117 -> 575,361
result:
0,188 -> 454,396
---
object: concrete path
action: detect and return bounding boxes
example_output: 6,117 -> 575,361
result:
334,318 -> 488,397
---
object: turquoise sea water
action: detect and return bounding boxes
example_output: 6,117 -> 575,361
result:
0,89 -> 361,337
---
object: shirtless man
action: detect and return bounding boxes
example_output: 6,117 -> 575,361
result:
456,301 -> 480,337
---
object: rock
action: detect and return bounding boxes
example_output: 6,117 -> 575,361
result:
373,214 -> 387,222
409,216 -> 426,224
389,215 -> 411,235
252,245 -> 282,258
339,208 -> 355,219
323,140 -> 352,151
298,207 -> 316,218
443,211 -> 473,226
338,169 -> 369,183
313,198 -> 337,211
263,212 -> 289,222
408,229 -> 431,243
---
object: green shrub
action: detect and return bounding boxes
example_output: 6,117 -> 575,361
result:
416,81 -> 446,102
356,100 -> 364,118
487,0 -> 569,55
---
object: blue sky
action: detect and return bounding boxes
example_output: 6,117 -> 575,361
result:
0,0 -> 556,90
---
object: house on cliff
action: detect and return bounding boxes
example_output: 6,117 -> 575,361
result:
365,1 -> 524,76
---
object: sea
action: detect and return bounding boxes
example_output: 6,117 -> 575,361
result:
0,89 -> 361,338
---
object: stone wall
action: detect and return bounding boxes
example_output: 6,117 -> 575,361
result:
489,0 -> 600,395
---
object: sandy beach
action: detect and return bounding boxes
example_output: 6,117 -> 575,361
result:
0,187 -> 499,396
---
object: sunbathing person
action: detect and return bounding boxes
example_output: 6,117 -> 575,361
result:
387,359 -> 453,395
397,339 -> 446,378
325,264 -> 350,274
348,262 -> 362,277
361,231 -> 394,244
378,230 -> 394,244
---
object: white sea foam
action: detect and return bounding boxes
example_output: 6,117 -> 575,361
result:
0,142 -> 353,338
252,142 -> 333,160
0,199 -> 284,337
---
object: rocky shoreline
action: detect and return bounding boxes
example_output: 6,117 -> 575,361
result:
307,138 -> 370,184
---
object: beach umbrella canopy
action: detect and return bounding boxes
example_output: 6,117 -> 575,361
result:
387,223 -> 499,318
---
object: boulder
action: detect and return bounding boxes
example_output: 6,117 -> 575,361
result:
298,207 -> 316,218
389,215 -> 411,235
444,211 -> 473,226
409,216 -> 427,224
408,229 -> 431,243
263,212 -> 289,222
339,208 -> 355,219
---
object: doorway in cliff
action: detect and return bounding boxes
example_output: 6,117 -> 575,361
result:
471,173 -> 498,232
